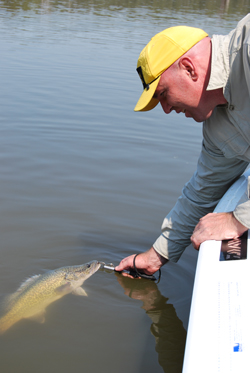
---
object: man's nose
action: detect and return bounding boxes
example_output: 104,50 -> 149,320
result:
160,101 -> 172,114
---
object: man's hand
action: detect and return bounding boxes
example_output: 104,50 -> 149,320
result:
115,246 -> 168,276
190,212 -> 248,250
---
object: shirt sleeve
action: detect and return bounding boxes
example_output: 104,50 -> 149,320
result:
153,138 -> 248,263
233,200 -> 250,229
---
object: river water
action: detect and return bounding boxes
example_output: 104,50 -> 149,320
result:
0,1 -> 250,372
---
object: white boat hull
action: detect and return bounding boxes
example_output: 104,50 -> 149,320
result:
183,169 -> 250,373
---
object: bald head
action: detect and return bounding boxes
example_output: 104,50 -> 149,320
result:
157,37 -> 212,95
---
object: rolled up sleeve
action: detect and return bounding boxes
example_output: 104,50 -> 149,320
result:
233,199 -> 250,229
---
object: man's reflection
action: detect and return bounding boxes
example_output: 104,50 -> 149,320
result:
116,274 -> 186,373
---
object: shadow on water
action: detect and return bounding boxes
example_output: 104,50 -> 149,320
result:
116,274 -> 186,373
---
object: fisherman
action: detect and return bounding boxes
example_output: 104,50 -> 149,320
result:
115,14 -> 250,276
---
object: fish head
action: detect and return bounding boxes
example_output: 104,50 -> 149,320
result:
65,260 -> 101,283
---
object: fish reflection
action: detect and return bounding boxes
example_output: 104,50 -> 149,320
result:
0,260 -> 101,334
116,275 -> 186,373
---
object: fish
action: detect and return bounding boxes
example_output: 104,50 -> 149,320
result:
0,260 -> 101,334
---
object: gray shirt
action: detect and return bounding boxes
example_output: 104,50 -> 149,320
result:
153,14 -> 250,263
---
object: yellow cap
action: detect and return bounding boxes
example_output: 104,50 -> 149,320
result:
134,26 -> 208,112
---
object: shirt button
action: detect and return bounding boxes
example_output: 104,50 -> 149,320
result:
229,104 -> 234,110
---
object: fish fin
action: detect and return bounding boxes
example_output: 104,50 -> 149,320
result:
72,287 -> 88,296
56,283 -> 72,294
16,275 -> 41,292
25,310 -> 46,324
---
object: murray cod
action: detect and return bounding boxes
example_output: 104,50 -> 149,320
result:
0,260 -> 101,334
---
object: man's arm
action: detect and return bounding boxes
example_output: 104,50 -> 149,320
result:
153,138 -> 248,263
116,137 -> 248,274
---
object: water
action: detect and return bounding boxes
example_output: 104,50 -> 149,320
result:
0,1 -> 250,372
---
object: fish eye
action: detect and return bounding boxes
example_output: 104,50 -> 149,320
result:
87,264 -> 90,268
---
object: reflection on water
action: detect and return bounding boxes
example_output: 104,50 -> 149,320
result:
116,275 -> 186,373
0,0 -> 250,372
1,0 -> 250,16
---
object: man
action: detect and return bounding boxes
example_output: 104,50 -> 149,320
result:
115,14 -> 250,276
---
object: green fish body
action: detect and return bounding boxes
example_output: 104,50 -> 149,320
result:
0,260 -> 101,333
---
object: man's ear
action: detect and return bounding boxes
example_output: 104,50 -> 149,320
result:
179,57 -> 198,81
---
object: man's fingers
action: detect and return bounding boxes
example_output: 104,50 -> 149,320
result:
190,234 -> 200,250
115,255 -> 135,272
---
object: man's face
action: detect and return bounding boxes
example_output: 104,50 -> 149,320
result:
153,63 -> 213,123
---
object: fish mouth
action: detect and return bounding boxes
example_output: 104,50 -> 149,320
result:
86,260 -> 102,274
93,261 -> 102,271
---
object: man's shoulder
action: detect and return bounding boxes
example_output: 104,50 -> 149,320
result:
229,13 -> 250,51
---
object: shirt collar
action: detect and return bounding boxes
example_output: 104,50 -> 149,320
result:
207,33 -> 230,91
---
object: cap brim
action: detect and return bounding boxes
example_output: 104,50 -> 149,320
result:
134,77 -> 160,112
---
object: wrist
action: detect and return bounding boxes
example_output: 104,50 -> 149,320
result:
144,247 -> 168,273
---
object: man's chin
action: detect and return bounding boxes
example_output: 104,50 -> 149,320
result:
184,111 -> 202,122
193,117 -> 205,123
191,111 -> 213,123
